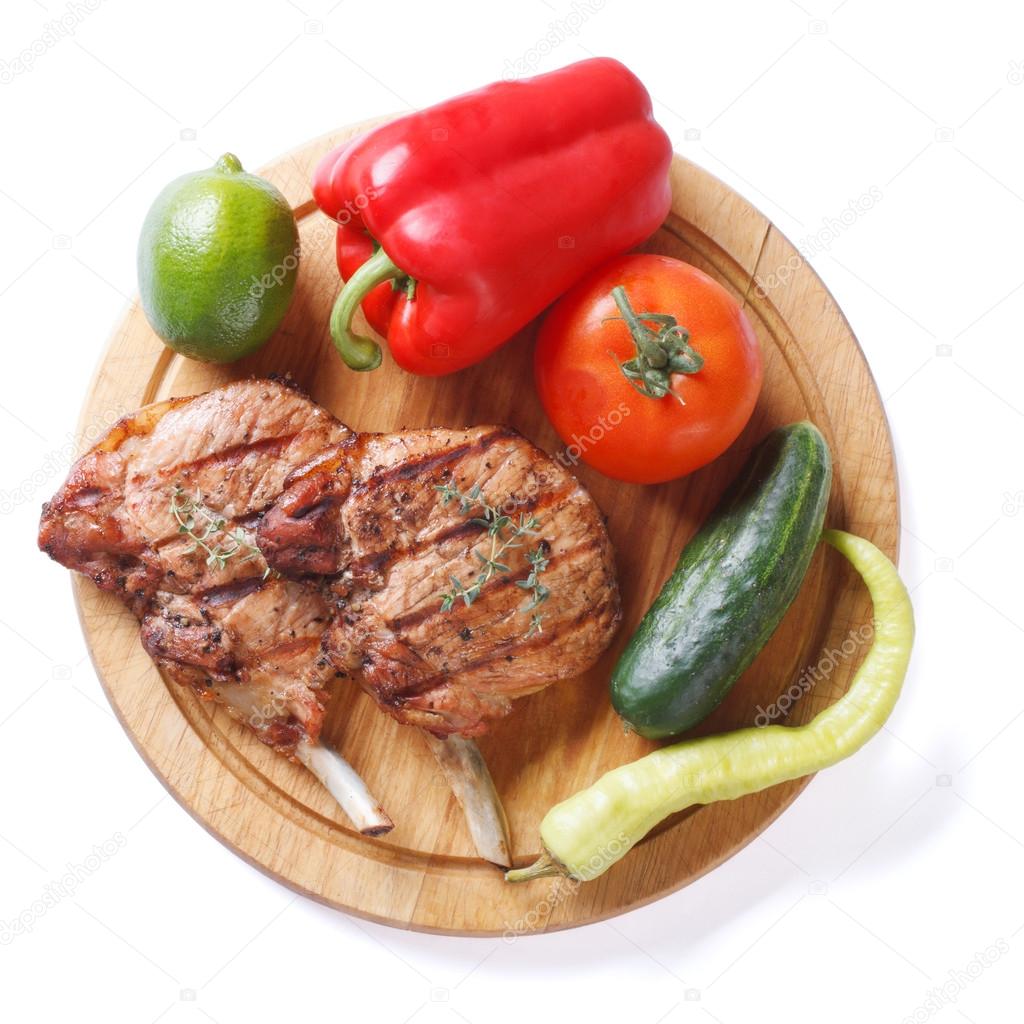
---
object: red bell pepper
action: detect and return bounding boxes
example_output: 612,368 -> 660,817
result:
312,57 -> 673,375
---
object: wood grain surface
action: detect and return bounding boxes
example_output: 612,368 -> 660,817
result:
70,119 -> 899,935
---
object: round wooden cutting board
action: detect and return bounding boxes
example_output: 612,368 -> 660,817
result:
72,119 -> 898,935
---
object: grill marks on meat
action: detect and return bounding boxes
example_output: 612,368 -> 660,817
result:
39,380 -> 350,756
40,378 -> 622,751
259,426 -> 622,737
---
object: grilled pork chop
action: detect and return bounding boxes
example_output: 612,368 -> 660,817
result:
258,426 -> 621,736
39,380 -> 348,751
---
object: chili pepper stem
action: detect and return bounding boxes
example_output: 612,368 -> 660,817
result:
505,850 -> 567,883
329,246 -> 405,371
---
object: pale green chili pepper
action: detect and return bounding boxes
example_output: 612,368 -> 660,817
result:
506,529 -> 914,883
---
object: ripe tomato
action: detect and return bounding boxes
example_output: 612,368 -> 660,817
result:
535,253 -> 763,484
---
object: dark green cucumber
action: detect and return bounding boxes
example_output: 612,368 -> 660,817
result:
611,421 -> 832,739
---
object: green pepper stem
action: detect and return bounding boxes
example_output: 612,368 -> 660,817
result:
504,850 -> 567,883
329,246 -> 404,371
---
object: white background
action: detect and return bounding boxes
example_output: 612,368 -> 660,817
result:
0,1 -> 1018,1021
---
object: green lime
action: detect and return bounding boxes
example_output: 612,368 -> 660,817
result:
137,153 -> 299,363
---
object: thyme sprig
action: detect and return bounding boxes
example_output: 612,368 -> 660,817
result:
170,486 -> 269,577
516,545 -> 551,639
435,481 -> 551,636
